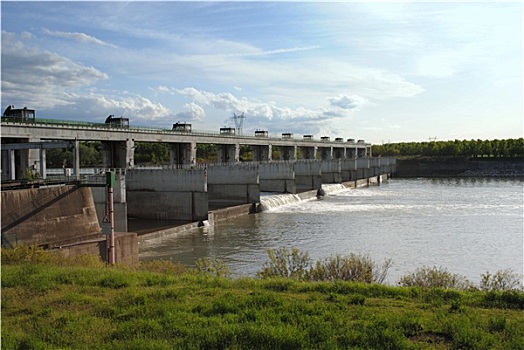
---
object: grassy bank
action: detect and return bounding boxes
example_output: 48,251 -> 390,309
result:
2,254 -> 524,350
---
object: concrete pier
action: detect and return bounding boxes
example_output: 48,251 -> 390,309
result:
259,162 -> 296,193
294,160 -> 322,192
321,159 -> 342,184
126,168 -> 208,222
207,164 -> 260,209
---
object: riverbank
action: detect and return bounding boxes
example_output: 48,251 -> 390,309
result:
396,157 -> 524,177
2,259 -> 523,349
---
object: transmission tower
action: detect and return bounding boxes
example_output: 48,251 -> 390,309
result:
233,112 -> 246,135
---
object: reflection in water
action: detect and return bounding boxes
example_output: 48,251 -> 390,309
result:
139,178 -> 523,285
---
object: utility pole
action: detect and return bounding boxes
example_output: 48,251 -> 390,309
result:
106,171 -> 115,265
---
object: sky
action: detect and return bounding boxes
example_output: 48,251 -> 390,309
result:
1,1 -> 522,144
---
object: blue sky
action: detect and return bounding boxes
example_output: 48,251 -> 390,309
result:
1,1 -> 522,144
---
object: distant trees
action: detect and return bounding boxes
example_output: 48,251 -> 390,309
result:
46,141 -> 102,167
372,138 -> 524,158
134,142 -> 169,164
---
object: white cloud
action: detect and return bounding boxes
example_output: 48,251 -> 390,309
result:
327,95 -> 367,110
174,102 -> 206,122
1,31 -> 108,109
48,92 -> 173,124
43,28 -> 118,48
1,32 -> 171,123
157,86 -> 355,136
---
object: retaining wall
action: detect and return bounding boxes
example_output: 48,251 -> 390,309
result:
1,185 -> 101,247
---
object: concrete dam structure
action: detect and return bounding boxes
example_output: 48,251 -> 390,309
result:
1,113 -> 396,262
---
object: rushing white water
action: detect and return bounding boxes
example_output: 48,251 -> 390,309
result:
140,178 -> 524,285
259,184 -> 351,212
259,193 -> 304,211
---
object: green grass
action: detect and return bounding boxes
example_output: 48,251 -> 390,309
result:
2,260 -> 524,350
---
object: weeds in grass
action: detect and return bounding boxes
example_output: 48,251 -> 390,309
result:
257,247 -> 393,285
480,269 -> 523,292
308,254 -> 393,284
399,266 -> 475,289
257,247 -> 311,279
137,259 -> 188,275
195,256 -> 231,277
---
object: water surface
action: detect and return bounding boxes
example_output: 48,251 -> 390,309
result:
140,178 -> 523,285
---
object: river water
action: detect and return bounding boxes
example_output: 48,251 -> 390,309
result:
139,178 -> 523,285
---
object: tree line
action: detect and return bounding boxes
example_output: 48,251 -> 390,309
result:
372,138 -> 524,158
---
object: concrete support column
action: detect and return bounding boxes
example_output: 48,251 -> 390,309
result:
39,148 -> 47,179
281,146 -> 297,161
27,137 -> 40,174
187,142 -> 197,165
125,139 -> 135,168
347,147 -> 357,159
228,143 -> 239,163
299,146 -> 317,160
169,142 -> 195,165
319,146 -> 333,160
101,140 -> 134,169
101,142 -> 111,169
216,144 -> 240,163
252,145 -> 272,162
333,147 -> 346,159
8,149 -> 15,180
73,139 -> 80,179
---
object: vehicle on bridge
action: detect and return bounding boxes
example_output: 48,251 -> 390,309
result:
255,130 -> 269,138
220,127 -> 236,135
105,115 -> 129,128
172,122 -> 192,132
2,105 -> 36,122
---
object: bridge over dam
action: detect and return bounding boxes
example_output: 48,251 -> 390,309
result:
1,117 -> 373,179
1,117 -> 396,259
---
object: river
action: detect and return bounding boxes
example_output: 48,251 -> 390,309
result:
139,178 -> 523,285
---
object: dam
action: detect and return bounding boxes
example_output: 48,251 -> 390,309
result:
1,111 -> 396,263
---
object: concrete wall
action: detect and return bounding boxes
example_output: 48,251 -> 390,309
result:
1,185 -> 101,247
207,164 -> 260,209
321,159 -> 342,183
259,162 -> 296,193
126,169 -> 208,222
294,160 -> 322,193
341,159 -> 357,182
208,203 -> 255,224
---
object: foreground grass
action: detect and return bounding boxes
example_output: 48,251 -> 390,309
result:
2,261 -> 524,350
